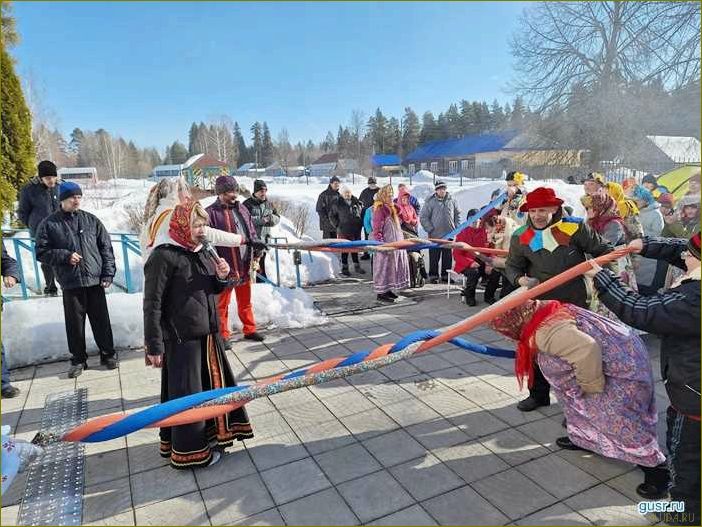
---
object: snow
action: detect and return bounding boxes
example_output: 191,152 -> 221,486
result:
647,135 -> 701,163
2,285 -> 327,368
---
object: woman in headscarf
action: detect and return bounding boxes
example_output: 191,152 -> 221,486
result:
143,200 -> 254,469
394,184 -> 426,288
371,185 -> 410,302
500,171 -> 527,225
489,299 -> 669,499
604,181 -> 644,240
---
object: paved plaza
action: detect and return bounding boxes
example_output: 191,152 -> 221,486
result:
1,279 -> 668,526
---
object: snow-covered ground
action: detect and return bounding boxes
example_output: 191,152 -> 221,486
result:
2,173 -> 586,367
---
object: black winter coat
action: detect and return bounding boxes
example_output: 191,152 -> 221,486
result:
359,186 -> 378,212
593,237 -> 700,417
17,177 -> 59,236
35,209 -> 115,290
242,196 -> 280,242
504,211 -> 613,307
330,197 -> 364,238
143,245 -> 230,356
316,186 -> 340,232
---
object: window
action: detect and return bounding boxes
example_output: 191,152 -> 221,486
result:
408,163 -> 415,174
430,161 -> 438,173
420,162 -> 427,170
460,159 -> 470,172
448,160 -> 458,174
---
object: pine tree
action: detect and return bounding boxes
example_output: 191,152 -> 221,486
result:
401,107 -> 420,156
420,111 -> 438,143
250,122 -> 262,165
489,99 -> 506,131
0,44 -> 35,214
233,122 -> 248,165
169,141 -> 189,164
321,131 -> 335,152
188,122 -> 199,155
460,100 -> 476,135
261,122 -> 275,166
445,103 -> 462,138
69,127 -> 84,155
387,117 -> 401,153
510,96 -> 527,129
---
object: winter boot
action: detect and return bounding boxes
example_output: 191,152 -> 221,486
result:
341,265 -> 351,277
386,291 -> 398,299
354,263 -> 366,275
463,286 -> 477,306
636,464 -> 670,500
377,292 -> 395,303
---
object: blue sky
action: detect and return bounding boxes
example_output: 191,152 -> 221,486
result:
13,1 -> 526,152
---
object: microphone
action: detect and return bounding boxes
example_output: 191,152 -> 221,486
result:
201,238 -> 220,262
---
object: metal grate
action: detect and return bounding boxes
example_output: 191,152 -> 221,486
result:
18,389 -> 87,526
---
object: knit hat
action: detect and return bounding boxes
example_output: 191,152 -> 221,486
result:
329,176 -> 341,184
435,181 -> 447,191
215,175 -> 238,194
642,174 -> 657,186
466,208 -> 479,220
253,179 -> 267,194
367,176 -> 377,185
519,187 -> 563,212
59,181 -> 82,201
38,160 -> 58,178
687,232 -> 701,260
505,171 -> 526,186
657,192 -> 675,209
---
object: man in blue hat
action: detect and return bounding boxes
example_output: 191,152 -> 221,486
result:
35,181 -> 118,378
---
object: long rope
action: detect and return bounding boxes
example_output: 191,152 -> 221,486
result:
57,247 -> 631,445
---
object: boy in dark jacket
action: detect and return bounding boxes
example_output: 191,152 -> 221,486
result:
588,234 -> 700,526
243,179 -> 280,280
17,160 -> 60,295
315,176 -> 341,239
329,186 -> 365,276
35,181 -> 117,378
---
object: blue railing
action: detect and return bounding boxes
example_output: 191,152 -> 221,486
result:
2,229 -> 314,299
2,229 -> 142,300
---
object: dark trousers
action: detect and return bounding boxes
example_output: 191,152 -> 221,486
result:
461,266 -> 482,300
482,270 -> 503,301
62,285 -> 115,365
1,344 -> 11,389
664,406 -> 700,526
323,229 -> 336,239
256,252 -> 267,282
529,363 -> 551,402
341,252 -> 359,267
41,263 -> 57,292
429,248 -> 452,279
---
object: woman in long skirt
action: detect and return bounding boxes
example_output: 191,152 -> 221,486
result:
489,299 -> 669,499
371,185 -> 409,303
144,201 -> 253,469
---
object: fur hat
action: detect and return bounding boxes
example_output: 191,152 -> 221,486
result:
215,175 -> 238,194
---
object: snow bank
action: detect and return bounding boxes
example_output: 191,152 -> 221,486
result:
2,285 -> 326,368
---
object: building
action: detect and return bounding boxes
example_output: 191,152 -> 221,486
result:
151,164 -> 183,180
57,167 -> 98,184
370,154 -> 403,178
236,163 -> 266,178
403,130 -> 584,179
309,153 -> 360,178
181,154 -> 230,189
624,135 -> 701,172
264,162 -> 305,178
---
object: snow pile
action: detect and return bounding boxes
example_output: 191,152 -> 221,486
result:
2,285 -> 326,368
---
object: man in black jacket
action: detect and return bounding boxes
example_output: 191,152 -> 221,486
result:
315,176 -> 341,239
588,234 -> 700,526
35,181 -> 118,378
2,246 -> 21,397
329,186 -> 366,276
358,176 -> 379,260
243,179 -> 280,281
17,160 -> 60,295
504,187 -> 613,412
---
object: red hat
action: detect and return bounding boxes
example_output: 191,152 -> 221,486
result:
519,187 -> 564,212
688,231 -> 701,260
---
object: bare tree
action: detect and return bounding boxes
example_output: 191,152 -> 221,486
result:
276,128 -> 293,172
349,109 -> 366,170
511,2 -> 701,110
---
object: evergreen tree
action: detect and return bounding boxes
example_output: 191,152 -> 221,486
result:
420,111 -> 439,143
489,99 -> 506,131
387,117 -> 401,153
321,131 -> 335,152
233,122 -> 248,165
69,127 -> 84,155
445,103 -> 462,137
187,122 -> 199,155
401,107 -> 420,156
460,100 -> 477,135
169,141 -> 189,164
261,122 -> 275,166
250,122 -> 262,165
510,96 -> 527,129
0,44 -> 35,214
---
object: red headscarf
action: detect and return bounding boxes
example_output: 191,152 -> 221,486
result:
395,186 -> 418,226
168,200 -> 202,250
488,300 -> 572,389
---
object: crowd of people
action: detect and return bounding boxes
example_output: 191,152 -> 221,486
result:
1,160 -> 699,524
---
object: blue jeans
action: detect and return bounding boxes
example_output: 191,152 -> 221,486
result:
2,344 -> 11,389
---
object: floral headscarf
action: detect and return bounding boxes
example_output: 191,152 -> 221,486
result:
168,200 -> 208,250
581,194 -> 623,234
488,300 -> 571,389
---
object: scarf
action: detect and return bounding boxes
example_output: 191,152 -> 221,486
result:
671,265 -> 701,289
582,194 -> 625,234
168,200 -> 200,251
489,300 -> 573,390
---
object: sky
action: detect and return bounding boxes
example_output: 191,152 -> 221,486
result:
12,1 -> 527,153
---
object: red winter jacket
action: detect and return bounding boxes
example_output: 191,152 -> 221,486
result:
453,226 -> 488,274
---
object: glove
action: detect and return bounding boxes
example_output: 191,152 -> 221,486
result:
247,238 -> 268,252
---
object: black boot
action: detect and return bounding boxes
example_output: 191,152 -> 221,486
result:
517,395 -> 550,411
463,287 -> 477,306
354,263 -> 366,275
636,464 -> 670,500
341,265 -> 351,277
377,292 -> 395,303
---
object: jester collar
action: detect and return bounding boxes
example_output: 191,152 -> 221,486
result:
514,218 -> 582,253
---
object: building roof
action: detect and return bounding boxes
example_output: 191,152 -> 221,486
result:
403,130 -> 522,162
58,166 -> 97,174
371,154 -> 402,167
183,153 -> 228,169
152,164 -> 183,172
646,135 -> 701,162
237,162 -> 259,171
311,153 -> 340,165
